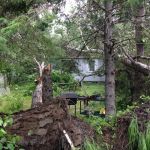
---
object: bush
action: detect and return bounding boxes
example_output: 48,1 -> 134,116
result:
51,70 -> 75,83
51,70 -> 78,95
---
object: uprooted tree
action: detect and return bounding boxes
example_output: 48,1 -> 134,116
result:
3,58 -> 96,150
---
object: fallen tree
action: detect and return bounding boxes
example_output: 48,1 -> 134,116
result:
119,49 -> 150,76
122,57 -> 150,76
7,98 -> 95,150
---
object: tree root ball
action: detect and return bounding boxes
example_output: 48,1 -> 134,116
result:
7,98 -> 95,150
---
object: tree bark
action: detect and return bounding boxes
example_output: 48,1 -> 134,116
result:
132,1 -> 145,100
31,79 -> 43,108
104,0 -> 116,116
42,64 -> 53,103
32,59 -> 53,108
134,1 -> 145,56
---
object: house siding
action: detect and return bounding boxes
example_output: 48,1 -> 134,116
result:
73,58 -> 105,82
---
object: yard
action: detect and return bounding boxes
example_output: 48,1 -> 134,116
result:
0,82 -> 104,114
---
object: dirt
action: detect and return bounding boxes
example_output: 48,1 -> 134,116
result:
5,98 -> 95,150
113,101 -> 150,150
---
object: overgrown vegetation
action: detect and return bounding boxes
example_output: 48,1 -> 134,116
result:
128,117 -> 150,150
83,139 -> 103,150
0,116 -> 20,150
0,0 -> 150,149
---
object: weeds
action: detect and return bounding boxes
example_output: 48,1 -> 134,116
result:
128,117 -> 139,150
128,117 -> 150,150
83,139 -> 103,150
0,116 -> 21,150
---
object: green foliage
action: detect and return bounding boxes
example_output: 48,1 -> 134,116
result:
145,122 -> 150,150
140,95 -> 150,102
0,116 -> 21,150
80,115 -> 111,135
117,104 -> 138,117
128,117 -> 139,150
128,0 -> 143,6
128,118 -> 150,150
52,70 -> 78,95
0,83 -> 33,113
1,16 -> 28,38
77,82 -> 104,96
0,13 -> 65,84
138,132 -> 147,150
1,94 -> 23,114
83,139 -> 103,150
0,36 -> 8,52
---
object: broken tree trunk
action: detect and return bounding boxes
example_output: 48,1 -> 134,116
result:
42,64 -> 53,103
7,98 -> 95,150
32,59 -> 53,108
31,78 -> 43,108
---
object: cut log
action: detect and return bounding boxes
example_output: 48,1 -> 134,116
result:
7,98 -> 95,150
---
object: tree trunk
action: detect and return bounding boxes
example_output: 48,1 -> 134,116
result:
104,1 -> 116,116
42,64 -> 53,103
31,79 -> 43,108
32,60 -> 53,108
134,2 -> 145,56
132,1 -> 145,101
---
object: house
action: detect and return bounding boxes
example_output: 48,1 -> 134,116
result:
73,58 -> 105,82
65,48 -> 105,82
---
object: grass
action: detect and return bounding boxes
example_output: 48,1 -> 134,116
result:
0,83 -> 33,113
69,82 -> 105,116
76,82 -> 104,96
0,82 -> 104,114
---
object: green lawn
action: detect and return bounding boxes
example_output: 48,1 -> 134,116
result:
0,82 -> 104,114
69,82 -> 105,116
0,83 -> 33,113
76,82 -> 104,96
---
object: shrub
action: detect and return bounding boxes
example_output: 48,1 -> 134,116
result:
51,70 -> 78,94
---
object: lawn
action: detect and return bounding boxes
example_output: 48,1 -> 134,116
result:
0,82 -> 104,114
0,83 -> 33,113
76,82 -> 104,96
69,82 -> 105,116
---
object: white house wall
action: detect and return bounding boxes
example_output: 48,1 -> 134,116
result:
73,58 -> 105,82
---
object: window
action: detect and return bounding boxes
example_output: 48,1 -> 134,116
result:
89,60 -> 95,71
